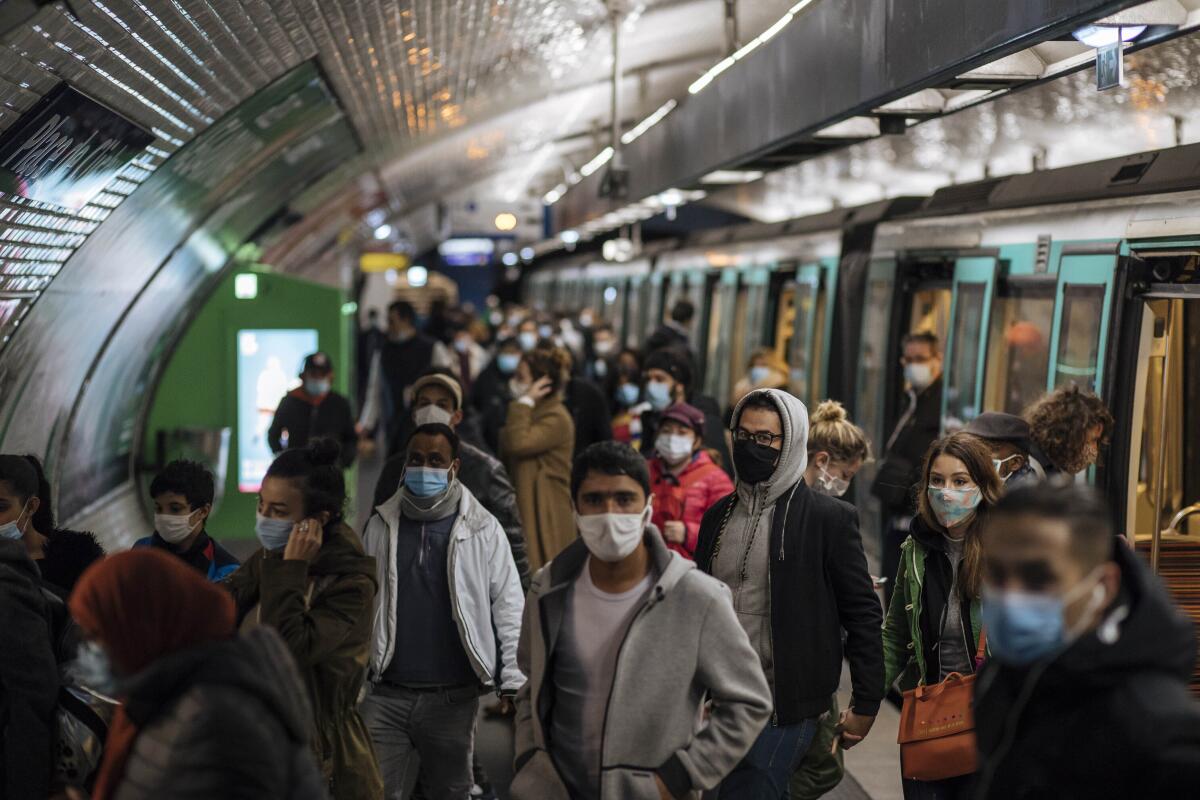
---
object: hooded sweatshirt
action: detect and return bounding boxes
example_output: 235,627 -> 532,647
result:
696,389 -> 884,723
710,389 -> 809,686
973,542 -> 1200,799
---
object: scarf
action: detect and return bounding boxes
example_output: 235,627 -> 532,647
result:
399,478 -> 463,522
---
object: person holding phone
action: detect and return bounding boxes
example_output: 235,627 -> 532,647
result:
500,346 -> 576,572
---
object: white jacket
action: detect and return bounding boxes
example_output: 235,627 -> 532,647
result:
362,484 -> 526,694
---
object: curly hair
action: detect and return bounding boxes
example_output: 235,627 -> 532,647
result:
1025,385 -> 1114,474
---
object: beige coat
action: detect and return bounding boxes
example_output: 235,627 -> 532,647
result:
500,397 -> 575,571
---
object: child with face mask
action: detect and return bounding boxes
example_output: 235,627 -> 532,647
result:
881,432 -> 1003,799
646,403 -> 734,559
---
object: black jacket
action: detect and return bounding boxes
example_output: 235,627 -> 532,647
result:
373,440 -> 532,591
268,389 -> 357,467
564,377 -> 612,456
973,543 -> 1200,799
645,323 -> 693,360
378,334 -> 437,426
0,540 -> 58,800
115,627 -> 326,800
37,528 -> 105,596
472,363 -> 514,455
909,517 -> 977,685
695,480 -> 885,722
871,376 -> 943,514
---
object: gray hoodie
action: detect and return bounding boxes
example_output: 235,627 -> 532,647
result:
711,389 -> 809,688
512,529 -> 772,800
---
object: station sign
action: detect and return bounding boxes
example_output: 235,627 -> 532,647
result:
0,83 -> 154,210
1096,42 -> 1123,91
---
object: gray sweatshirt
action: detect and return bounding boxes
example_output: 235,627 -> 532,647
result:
512,529 -> 773,800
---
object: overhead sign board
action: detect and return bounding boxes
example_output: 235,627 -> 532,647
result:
0,83 -> 154,210
360,252 -> 411,272
1096,42 -> 1123,92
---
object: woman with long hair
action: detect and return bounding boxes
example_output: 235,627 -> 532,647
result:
881,432 -> 1003,800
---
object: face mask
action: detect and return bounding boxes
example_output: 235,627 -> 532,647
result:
454,338 -> 471,354
992,454 -> 1021,482
733,439 -> 780,485
509,378 -> 531,398
304,379 -> 331,396
414,404 -> 454,428
255,513 -> 294,551
579,312 -> 594,328
749,366 -> 771,385
390,328 -> 414,344
904,362 -> 935,392
404,466 -> 451,498
593,340 -> 614,357
575,502 -> 651,563
927,486 -> 981,528
593,359 -> 608,379
518,331 -> 539,352
982,569 -> 1107,666
497,353 -> 521,375
0,501 -> 31,541
538,324 -> 555,339
646,380 -> 673,411
154,509 -> 201,545
71,641 -> 120,697
814,463 -> 850,497
616,383 -> 640,407
656,433 -> 695,464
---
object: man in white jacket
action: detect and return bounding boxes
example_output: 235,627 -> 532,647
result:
360,422 -> 525,800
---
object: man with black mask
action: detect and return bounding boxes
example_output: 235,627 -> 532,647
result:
695,389 -> 884,798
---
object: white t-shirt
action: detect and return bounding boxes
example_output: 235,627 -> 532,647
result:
549,559 -> 654,800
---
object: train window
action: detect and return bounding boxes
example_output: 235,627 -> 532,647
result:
1054,284 -> 1106,391
626,278 -> 644,348
983,282 -> 1055,415
856,275 -> 895,461
789,277 -> 818,402
944,282 -> 987,428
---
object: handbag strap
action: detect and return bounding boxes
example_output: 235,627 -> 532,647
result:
974,626 -> 988,667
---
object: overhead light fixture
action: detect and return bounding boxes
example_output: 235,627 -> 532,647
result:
813,116 -> 881,139
373,224 -> 392,240
234,273 -> 258,300
658,188 -> 685,207
579,147 -> 614,178
560,230 -> 581,245
408,265 -> 428,287
520,246 -> 535,261
494,212 -> 518,232
542,183 -> 568,205
622,100 -> 677,145
688,0 -> 817,94
701,170 -> 765,184
1071,24 -> 1146,48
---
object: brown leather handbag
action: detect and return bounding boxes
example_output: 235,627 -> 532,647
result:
897,630 -> 988,781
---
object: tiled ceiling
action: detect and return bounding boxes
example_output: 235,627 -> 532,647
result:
0,0 -> 795,333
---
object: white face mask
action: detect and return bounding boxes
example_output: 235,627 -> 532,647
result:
413,404 -> 454,427
655,433 -> 695,464
593,339 -> 614,356
575,502 -> 652,563
154,509 -> 202,545
813,462 -> 850,497
904,362 -> 936,391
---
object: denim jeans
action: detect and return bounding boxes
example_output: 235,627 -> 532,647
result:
717,717 -> 820,799
361,685 -> 480,800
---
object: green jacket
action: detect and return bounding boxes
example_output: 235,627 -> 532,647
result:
226,523 -> 382,800
882,534 -> 983,693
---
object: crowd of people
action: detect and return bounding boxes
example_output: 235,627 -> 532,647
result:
2,297 -> 1199,800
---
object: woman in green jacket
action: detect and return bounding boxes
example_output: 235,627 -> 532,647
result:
226,439 -> 382,800
882,432 -> 1002,800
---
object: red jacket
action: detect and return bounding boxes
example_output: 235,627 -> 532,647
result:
648,451 -> 734,559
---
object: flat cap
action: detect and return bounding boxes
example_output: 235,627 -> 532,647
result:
964,411 -> 1030,443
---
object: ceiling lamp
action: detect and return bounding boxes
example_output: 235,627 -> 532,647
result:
494,212 -> 518,232
1071,24 -> 1146,48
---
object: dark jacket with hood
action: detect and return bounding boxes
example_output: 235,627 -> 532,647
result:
695,389 -> 884,724
268,388 -> 358,468
112,626 -> 327,800
871,376 -> 943,514
37,528 -> 105,597
973,543 -> 1200,799
0,539 -> 59,800
564,376 -> 613,456
226,522 -> 381,800
372,439 -> 532,591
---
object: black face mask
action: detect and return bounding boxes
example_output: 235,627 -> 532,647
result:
733,439 -> 780,485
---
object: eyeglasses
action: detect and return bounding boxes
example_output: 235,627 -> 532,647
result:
733,428 -> 784,447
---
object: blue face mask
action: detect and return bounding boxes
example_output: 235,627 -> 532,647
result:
749,366 -> 771,385
927,486 -> 981,528
616,382 -> 640,408
982,573 -> 1106,666
497,353 -> 521,375
255,513 -> 294,551
304,378 -> 331,396
518,331 -> 539,352
0,501 -> 31,541
404,467 -> 451,498
72,641 -> 120,697
646,380 -> 673,411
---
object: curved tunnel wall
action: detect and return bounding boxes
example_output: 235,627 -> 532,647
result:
0,61 -> 359,546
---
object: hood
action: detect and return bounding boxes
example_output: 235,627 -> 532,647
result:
0,537 -> 39,580
730,388 -> 809,505
308,522 -> 378,584
1049,542 -> 1195,687
124,627 -> 315,744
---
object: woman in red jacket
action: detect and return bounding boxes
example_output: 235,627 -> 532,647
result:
647,403 -> 734,559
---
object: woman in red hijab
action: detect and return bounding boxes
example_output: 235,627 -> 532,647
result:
69,549 -> 324,799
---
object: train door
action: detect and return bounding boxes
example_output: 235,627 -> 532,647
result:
730,267 -> 771,406
1047,252 -> 1119,395
942,257 -> 999,430
768,263 -> 798,368
703,270 -> 738,404
646,272 -> 664,343
788,258 -> 838,409
626,274 -> 645,349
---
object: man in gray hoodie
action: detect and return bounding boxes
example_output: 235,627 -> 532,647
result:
695,389 -> 884,798
512,441 -> 772,800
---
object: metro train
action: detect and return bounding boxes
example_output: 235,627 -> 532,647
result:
527,142 -> 1200,684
